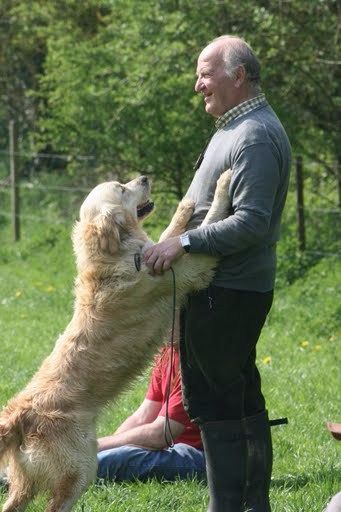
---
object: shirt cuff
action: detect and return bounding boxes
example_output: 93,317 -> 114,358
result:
187,228 -> 211,254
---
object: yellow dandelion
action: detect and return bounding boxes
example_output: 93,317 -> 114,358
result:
314,345 -> 322,351
300,340 -> 309,348
20,314 -> 28,319
15,290 -> 22,298
45,285 -> 55,293
262,356 -> 272,365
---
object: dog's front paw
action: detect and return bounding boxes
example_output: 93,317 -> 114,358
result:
216,169 -> 232,195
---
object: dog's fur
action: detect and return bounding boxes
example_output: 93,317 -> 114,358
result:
0,171 -> 232,512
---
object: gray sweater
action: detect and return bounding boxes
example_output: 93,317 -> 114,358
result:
185,103 -> 291,292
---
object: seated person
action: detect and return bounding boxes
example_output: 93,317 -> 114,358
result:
97,342 -> 206,482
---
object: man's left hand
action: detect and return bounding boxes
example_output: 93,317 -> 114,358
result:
143,237 -> 185,275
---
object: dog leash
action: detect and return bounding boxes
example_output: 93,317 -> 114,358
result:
163,266 -> 176,448
133,252 -> 176,447
193,124 -> 216,171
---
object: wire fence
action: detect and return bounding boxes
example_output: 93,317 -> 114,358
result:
0,145 -> 340,258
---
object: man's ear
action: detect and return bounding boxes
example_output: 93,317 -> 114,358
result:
234,65 -> 247,88
94,205 -> 125,255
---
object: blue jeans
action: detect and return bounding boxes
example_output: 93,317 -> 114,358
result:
97,443 -> 206,482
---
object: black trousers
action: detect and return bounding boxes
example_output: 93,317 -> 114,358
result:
179,286 -> 274,423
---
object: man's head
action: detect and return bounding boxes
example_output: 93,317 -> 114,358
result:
195,35 -> 261,118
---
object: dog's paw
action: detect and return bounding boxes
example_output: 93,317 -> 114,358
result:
216,169 -> 232,193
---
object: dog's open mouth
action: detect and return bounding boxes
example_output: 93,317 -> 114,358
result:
137,200 -> 154,218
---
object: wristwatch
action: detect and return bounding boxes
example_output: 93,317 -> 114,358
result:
180,233 -> 191,253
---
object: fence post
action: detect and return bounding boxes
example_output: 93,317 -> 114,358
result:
295,155 -> 305,252
9,120 -> 20,241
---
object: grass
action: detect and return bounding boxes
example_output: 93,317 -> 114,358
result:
0,203 -> 340,511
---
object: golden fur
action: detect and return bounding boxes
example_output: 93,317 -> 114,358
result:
0,171 -> 232,512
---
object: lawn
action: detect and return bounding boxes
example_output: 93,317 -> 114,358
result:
0,217 -> 340,511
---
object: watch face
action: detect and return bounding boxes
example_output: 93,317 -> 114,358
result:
180,234 -> 190,252
182,238 -> 190,252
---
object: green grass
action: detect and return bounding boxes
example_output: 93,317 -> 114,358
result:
0,214 -> 340,511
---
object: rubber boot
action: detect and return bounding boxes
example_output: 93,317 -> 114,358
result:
200,419 -> 247,512
244,410 -> 273,512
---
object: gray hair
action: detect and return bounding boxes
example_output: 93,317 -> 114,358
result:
212,35 -> 261,90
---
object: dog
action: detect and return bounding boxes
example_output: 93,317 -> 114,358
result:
0,170 -> 232,512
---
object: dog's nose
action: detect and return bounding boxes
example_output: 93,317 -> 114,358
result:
140,176 -> 149,185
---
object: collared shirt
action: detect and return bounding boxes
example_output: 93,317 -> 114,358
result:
215,93 -> 267,129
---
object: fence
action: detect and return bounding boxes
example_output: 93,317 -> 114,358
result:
294,155 -> 340,256
1,121 -> 340,259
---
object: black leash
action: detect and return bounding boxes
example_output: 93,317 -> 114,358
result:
133,251 -> 176,447
164,267 -> 176,448
193,124 -> 216,171
163,265 -> 177,448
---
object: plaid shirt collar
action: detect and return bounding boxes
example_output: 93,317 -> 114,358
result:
215,93 -> 267,129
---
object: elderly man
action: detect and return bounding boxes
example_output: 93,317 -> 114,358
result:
144,35 -> 291,511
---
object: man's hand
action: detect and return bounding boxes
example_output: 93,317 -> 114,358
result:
143,237 -> 185,275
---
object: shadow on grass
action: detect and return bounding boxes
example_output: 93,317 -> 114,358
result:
272,467 -> 339,491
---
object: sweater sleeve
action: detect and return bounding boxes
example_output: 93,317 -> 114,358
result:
187,142 -> 280,256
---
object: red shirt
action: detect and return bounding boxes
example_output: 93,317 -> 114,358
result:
145,346 -> 203,449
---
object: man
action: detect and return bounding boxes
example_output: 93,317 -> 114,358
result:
144,35 -> 291,511
97,343 -> 206,482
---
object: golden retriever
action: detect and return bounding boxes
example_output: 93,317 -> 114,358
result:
0,171 -> 232,512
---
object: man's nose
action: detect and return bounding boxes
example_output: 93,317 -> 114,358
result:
195,77 -> 204,93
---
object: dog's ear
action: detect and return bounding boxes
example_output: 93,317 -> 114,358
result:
93,205 -> 125,255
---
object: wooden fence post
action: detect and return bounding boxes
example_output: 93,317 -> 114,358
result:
295,155 -> 305,252
9,120 -> 20,241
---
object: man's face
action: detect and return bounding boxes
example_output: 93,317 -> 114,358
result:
195,44 -> 238,118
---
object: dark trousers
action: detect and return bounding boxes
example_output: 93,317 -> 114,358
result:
180,286 -> 274,423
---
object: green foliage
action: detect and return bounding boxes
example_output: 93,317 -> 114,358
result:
1,0 -> 339,192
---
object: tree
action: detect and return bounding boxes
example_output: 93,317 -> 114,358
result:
1,0 -> 339,192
